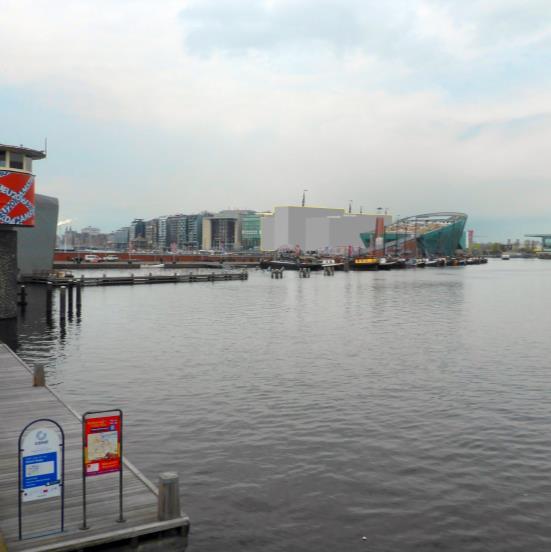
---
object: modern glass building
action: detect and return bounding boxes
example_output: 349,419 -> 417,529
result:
360,212 -> 468,257
241,213 -> 261,250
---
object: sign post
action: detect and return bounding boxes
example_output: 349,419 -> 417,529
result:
81,409 -> 124,530
18,418 -> 65,540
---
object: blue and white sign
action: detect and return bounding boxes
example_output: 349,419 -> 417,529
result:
21,428 -> 61,502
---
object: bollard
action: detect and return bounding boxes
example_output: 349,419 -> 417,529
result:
76,281 -> 82,310
59,286 -> 66,320
157,472 -> 181,521
33,366 -> 45,387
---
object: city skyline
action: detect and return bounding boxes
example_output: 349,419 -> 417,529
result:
2,1 -> 551,241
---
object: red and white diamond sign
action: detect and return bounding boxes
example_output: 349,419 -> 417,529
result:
0,170 -> 35,226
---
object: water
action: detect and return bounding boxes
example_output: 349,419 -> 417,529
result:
7,260 -> 551,551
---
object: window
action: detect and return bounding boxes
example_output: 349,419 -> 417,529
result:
9,152 -> 24,170
24,157 -> 33,172
0,150 -> 5,166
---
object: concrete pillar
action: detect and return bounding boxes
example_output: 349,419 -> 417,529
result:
157,472 -> 181,521
0,230 -> 18,319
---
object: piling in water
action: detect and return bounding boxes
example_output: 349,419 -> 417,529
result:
67,282 -> 73,314
76,281 -> 82,310
17,285 -> 27,307
59,286 -> 66,320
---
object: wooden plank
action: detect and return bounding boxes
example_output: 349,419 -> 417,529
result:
0,345 -> 189,551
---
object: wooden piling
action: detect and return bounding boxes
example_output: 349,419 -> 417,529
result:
33,365 -> 45,387
17,285 -> 27,307
46,282 -> 53,311
67,282 -> 74,313
76,281 -> 82,310
157,472 -> 181,522
59,285 -> 66,320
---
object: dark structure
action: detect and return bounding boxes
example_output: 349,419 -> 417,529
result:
0,143 -> 46,318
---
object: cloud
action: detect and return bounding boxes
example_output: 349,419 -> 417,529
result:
181,0 -> 367,55
0,0 -> 550,236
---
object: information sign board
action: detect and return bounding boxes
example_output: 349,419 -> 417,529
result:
84,415 -> 121,477
21,428 -> 61,502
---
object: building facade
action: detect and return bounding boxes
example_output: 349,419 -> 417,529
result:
202,210 -> 256,251
360,212 -> 468,257
17,194 -> 59,275
113,227 -> 129,250
260,206 -> 385,251
240,213 -> 262,250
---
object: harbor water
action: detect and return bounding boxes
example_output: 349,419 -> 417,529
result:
7,260 -> 551,551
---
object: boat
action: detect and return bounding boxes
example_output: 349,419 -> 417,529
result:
353,257 -> 379,271
378,257 -> 404,270
321,258 -> 345,270
501,253 -> 510,260
425,258 -> 446,267
262,254 -> 324,271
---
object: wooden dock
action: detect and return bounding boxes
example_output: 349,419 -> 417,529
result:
23,270 -> 249,287
0,344 -> 190,551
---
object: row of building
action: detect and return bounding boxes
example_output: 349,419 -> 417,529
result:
59,206 -> 395,253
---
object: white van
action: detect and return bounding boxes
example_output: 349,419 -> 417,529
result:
84,254 -> 101,263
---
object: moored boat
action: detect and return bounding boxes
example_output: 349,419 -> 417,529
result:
353,257 -> 379,271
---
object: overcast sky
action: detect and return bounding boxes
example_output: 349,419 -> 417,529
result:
1,0 -> 550,239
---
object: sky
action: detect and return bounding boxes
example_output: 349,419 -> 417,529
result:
1,0 -> 551,240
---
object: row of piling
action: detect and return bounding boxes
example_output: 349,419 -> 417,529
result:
271,269 -> 284,279
323,266 -> 335,276
48,282 -> 82,320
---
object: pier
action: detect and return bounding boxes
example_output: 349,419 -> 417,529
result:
0,344 -> 190,551
23,271 -> 249,287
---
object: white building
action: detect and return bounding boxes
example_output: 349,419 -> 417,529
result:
305,213 -> 392,251
260,206 -> 391,251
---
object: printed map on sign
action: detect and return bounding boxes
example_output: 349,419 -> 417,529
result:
84,414 -> 121,476
88,431 -> 118,461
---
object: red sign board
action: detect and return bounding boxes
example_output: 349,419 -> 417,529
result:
0,171 -> 35,226
84,415 -> 121,476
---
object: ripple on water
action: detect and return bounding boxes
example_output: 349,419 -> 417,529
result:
11,262 -> 551,551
